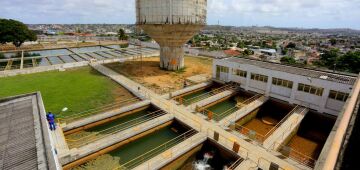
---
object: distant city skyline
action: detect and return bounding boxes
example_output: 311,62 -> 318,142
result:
1,0 -> 360,29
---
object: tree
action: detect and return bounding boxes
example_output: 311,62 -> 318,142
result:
337,51 -> 360,73
280,56 -> 296,64
329,38 -> 337,46
320,48 -> 339,66
0,53 -> 4,59
0,19 -> 37,47
118,28 -> 128,41
281,48 -> 288,55
286,42 -> 296,49
237,41 -> 245,48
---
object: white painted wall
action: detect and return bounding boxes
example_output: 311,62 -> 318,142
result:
270,86 -> 292,98
213,59 -> 354,115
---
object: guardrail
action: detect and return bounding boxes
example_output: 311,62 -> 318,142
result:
199,94 -> 263,121
57,97 -> 140,124
65,110 -> 167,148
113,129 -> 199,170
233,105 -> 302,144
276,141 -> 317,168
266,107 -> 315,169
176,84 -> 238,106
228,157 -> 245,170
206,128 -> 249,162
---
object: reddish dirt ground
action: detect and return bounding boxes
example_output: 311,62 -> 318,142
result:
105,56 -> 213,94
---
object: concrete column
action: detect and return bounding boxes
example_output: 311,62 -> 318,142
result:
159,46 -> 184,70
245,72 -> 251,91
319,88 -> 330,113
20,50 -> 24,70
265,76 -> 272,97
289,81 -> 298,104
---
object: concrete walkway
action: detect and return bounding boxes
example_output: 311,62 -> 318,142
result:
186,90 -> 235,111
219,95 -> 268,127
263,106 -> 309,150
165,81 -> 211,99
51,127 -> 70,159
90,64 -> 307,170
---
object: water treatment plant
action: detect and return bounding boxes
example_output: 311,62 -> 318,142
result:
1,1 -> 360,170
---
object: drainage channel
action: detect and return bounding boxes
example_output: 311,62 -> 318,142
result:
64,119 -> 196,170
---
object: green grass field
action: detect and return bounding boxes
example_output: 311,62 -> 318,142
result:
0,67 -> 129,117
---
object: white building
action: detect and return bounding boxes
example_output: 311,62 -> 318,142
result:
213,57 -> 357,115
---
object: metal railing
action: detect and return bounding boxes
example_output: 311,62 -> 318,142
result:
228,157 -> 245,170
233,105 -> 303,144
113,129 -> 199,170
199,94 -> 263,121
266,107 -> 316,169
262,105 -> 302,139
276,141 -> 317,168
57,97 -> 140,124
66,110 -> 167,148
177,84 -> 237,106
206,128 -> 250,161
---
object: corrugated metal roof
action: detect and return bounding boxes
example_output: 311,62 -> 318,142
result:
225,57 -> 357,85
0,94 -> 56,170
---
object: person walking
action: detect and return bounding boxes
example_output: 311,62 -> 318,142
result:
46,112 -> 56,131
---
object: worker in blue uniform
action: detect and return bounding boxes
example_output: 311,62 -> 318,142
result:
46,112 -> 56,131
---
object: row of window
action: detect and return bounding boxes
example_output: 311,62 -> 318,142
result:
250,73 -> 268,83
298,83 -> 324,96
217,65 -> 229,73
233,69 -> 247,78
329,90 -> 349,102
225,66 -> 350,101
272,78 -> 293,89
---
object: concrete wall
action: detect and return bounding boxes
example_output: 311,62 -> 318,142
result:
213,59 -> 354,115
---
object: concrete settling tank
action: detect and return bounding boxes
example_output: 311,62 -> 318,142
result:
136,0 -> 207,70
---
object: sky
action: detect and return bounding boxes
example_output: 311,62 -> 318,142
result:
0,0 -> 360,29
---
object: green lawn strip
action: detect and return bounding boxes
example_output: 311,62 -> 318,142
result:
0,67 -> 121,117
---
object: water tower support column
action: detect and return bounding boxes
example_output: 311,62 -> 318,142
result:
160,46 -> 184,71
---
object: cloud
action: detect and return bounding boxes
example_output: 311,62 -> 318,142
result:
0,0 -> 359,29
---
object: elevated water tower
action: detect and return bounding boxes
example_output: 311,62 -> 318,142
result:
136,0 -> 207,71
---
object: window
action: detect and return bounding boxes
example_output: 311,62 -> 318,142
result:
233,69 -> 247,78
329,90 -> 349,102
216,65 -> 229,73
250,73 -> 268,83
297,83 -> 324,96
272,77 -> 293,89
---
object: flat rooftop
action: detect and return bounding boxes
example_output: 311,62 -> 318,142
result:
0,93 -> 57,170
224,57 -> 357,85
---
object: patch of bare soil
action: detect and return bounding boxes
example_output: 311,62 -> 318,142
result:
105,56 -> 213,94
